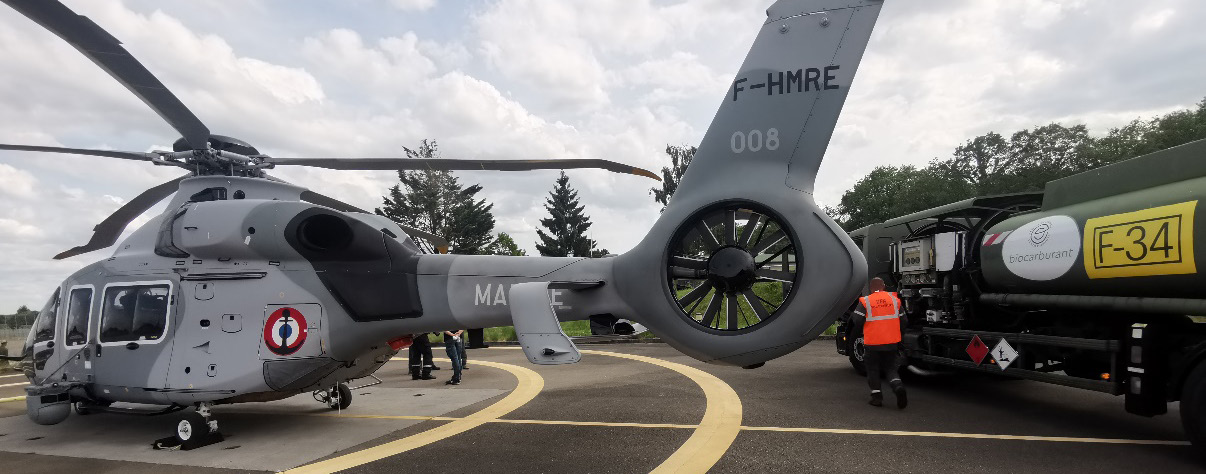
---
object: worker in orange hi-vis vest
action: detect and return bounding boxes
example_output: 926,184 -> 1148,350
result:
853,277 -> 908,408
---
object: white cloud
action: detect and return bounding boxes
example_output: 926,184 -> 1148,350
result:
389,0 -> 436,12
1,0 -> 1205,313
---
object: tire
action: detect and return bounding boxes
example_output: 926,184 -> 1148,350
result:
176,412 -> 211,450
1181,360 -> 1206,453
327,383 -> 352,410
848,336 -> 867,376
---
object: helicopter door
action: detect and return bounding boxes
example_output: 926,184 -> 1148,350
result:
58,285 -> 95,383
93,281 -> 175,390
25,289 -> 62,380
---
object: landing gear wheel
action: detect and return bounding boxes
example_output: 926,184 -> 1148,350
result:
1181,360 -> 1206,453
667,202 -> 798,332
176,412 -> 212,450
848,336 -> 867,376
327,383 -> 352,410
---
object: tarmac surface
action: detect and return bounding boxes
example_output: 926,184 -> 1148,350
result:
0,342 -> 1200,473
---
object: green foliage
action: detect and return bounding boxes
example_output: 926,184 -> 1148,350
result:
830,99 -> 1206,230
535,171 -> 597,257
488,232 -> 527,256
375,139 -> 496,254
650,144 -> 697,211
483,320 -> 593,342
0,305 -> 36,330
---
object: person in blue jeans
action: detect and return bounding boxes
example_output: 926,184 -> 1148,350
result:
443,329 -> 464,385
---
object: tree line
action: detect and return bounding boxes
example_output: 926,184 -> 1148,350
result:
825,98 -> 1206,231
375,139 -> 608,257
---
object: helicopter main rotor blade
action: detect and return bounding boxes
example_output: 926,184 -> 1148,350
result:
267,157 -> 661,181
0,144 -> 163,162
2,0 -> 211,150
54,174 -> 189,260
297,189 -> 451,253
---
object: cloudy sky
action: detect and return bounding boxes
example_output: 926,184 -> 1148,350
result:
1,0 -> 1204,312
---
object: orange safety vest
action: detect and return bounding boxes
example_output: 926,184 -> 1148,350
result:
860,291 -> 902,346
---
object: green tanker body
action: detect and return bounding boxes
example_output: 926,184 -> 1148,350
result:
835,138 -> 1206,454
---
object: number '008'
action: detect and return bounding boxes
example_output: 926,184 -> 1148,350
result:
730,128 -> 779,153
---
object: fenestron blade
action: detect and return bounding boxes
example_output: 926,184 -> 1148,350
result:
2,0 -> 211,149
0,144 -> 161,162
54,174 -> 189,260
267,157 -> 660,181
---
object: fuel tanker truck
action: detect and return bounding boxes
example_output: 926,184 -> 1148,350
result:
834,138 -> 1206,449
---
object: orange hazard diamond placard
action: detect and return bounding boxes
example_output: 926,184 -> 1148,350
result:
966,335 -> 989,365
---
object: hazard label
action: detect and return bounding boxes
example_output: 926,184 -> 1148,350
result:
966,335 -> 989,365
992,338 -> 1019,371
264,307 -> 308,356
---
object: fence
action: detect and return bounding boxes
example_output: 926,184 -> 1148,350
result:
0,325 -> 30,358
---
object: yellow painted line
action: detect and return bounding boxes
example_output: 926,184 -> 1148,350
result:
308,412 -> 1187,447
578,349 -> 741,474
0,382 -> 27,388
740,425 -> 1192,446
0,374 -> 25,379
283,357 -> 544,474
493,347 -> 743,474
0,396 -> 25,403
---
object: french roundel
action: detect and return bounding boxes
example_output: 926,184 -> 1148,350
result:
264,307 -> 308,356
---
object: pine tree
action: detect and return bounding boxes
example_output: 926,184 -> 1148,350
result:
488,232 -> 527,256
650,144 -> 696,212
375,140 -> 496,254
535,171 -> 597,257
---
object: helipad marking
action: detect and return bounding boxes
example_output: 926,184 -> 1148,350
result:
0,374 -> 25,379
491,347 -> 742,474
314,413 -> 1189,446
0,382 -> 27,388
283,357 -> 543,474
0,396 -> 25,403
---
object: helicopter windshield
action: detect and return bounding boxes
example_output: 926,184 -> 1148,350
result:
100,284 -> 170,343
24,289 -> 60,350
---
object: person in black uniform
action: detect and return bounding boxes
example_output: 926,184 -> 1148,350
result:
408,333 -> 435,380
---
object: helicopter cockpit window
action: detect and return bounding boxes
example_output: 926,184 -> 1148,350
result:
65,288 -> 93,346
28,290 -> 60,345
100,284 -> 171,343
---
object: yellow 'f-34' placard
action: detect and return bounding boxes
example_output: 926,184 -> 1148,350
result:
1083,201 -> 1196,279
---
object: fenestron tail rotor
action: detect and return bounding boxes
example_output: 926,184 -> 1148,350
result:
667,202 -> 798,332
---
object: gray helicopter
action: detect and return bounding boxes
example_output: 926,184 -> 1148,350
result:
2,0 -> 882,450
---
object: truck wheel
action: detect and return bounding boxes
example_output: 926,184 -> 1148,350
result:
848,336 -> 867,376
1181,360 -> 1206,452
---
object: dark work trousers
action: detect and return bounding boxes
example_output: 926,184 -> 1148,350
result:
409,335 -> 433,377
863,345 -> 903,393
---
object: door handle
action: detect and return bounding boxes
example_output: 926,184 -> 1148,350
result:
126,342 -> 140,350
46,341 -> 55,348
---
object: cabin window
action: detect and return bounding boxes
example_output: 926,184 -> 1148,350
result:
28,290 -> 60,345
64,288 -> 93,346
100,284 -> 171,343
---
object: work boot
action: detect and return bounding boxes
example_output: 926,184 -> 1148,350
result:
411,366 -> 421,380
869,391 -> 883,407
445,379 -> 460,385
420,366 -> 436,380
891,380 -> 908,409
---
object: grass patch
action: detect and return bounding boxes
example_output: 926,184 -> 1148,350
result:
481,320 -> 594,342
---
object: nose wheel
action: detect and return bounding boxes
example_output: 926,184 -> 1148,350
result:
314,382 -> 352,410
158,403 -> 223,450
667,202 -> 799,332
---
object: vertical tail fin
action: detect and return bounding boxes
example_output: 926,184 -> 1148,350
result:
675,0 -> 883,200
613,0 -> 883,366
